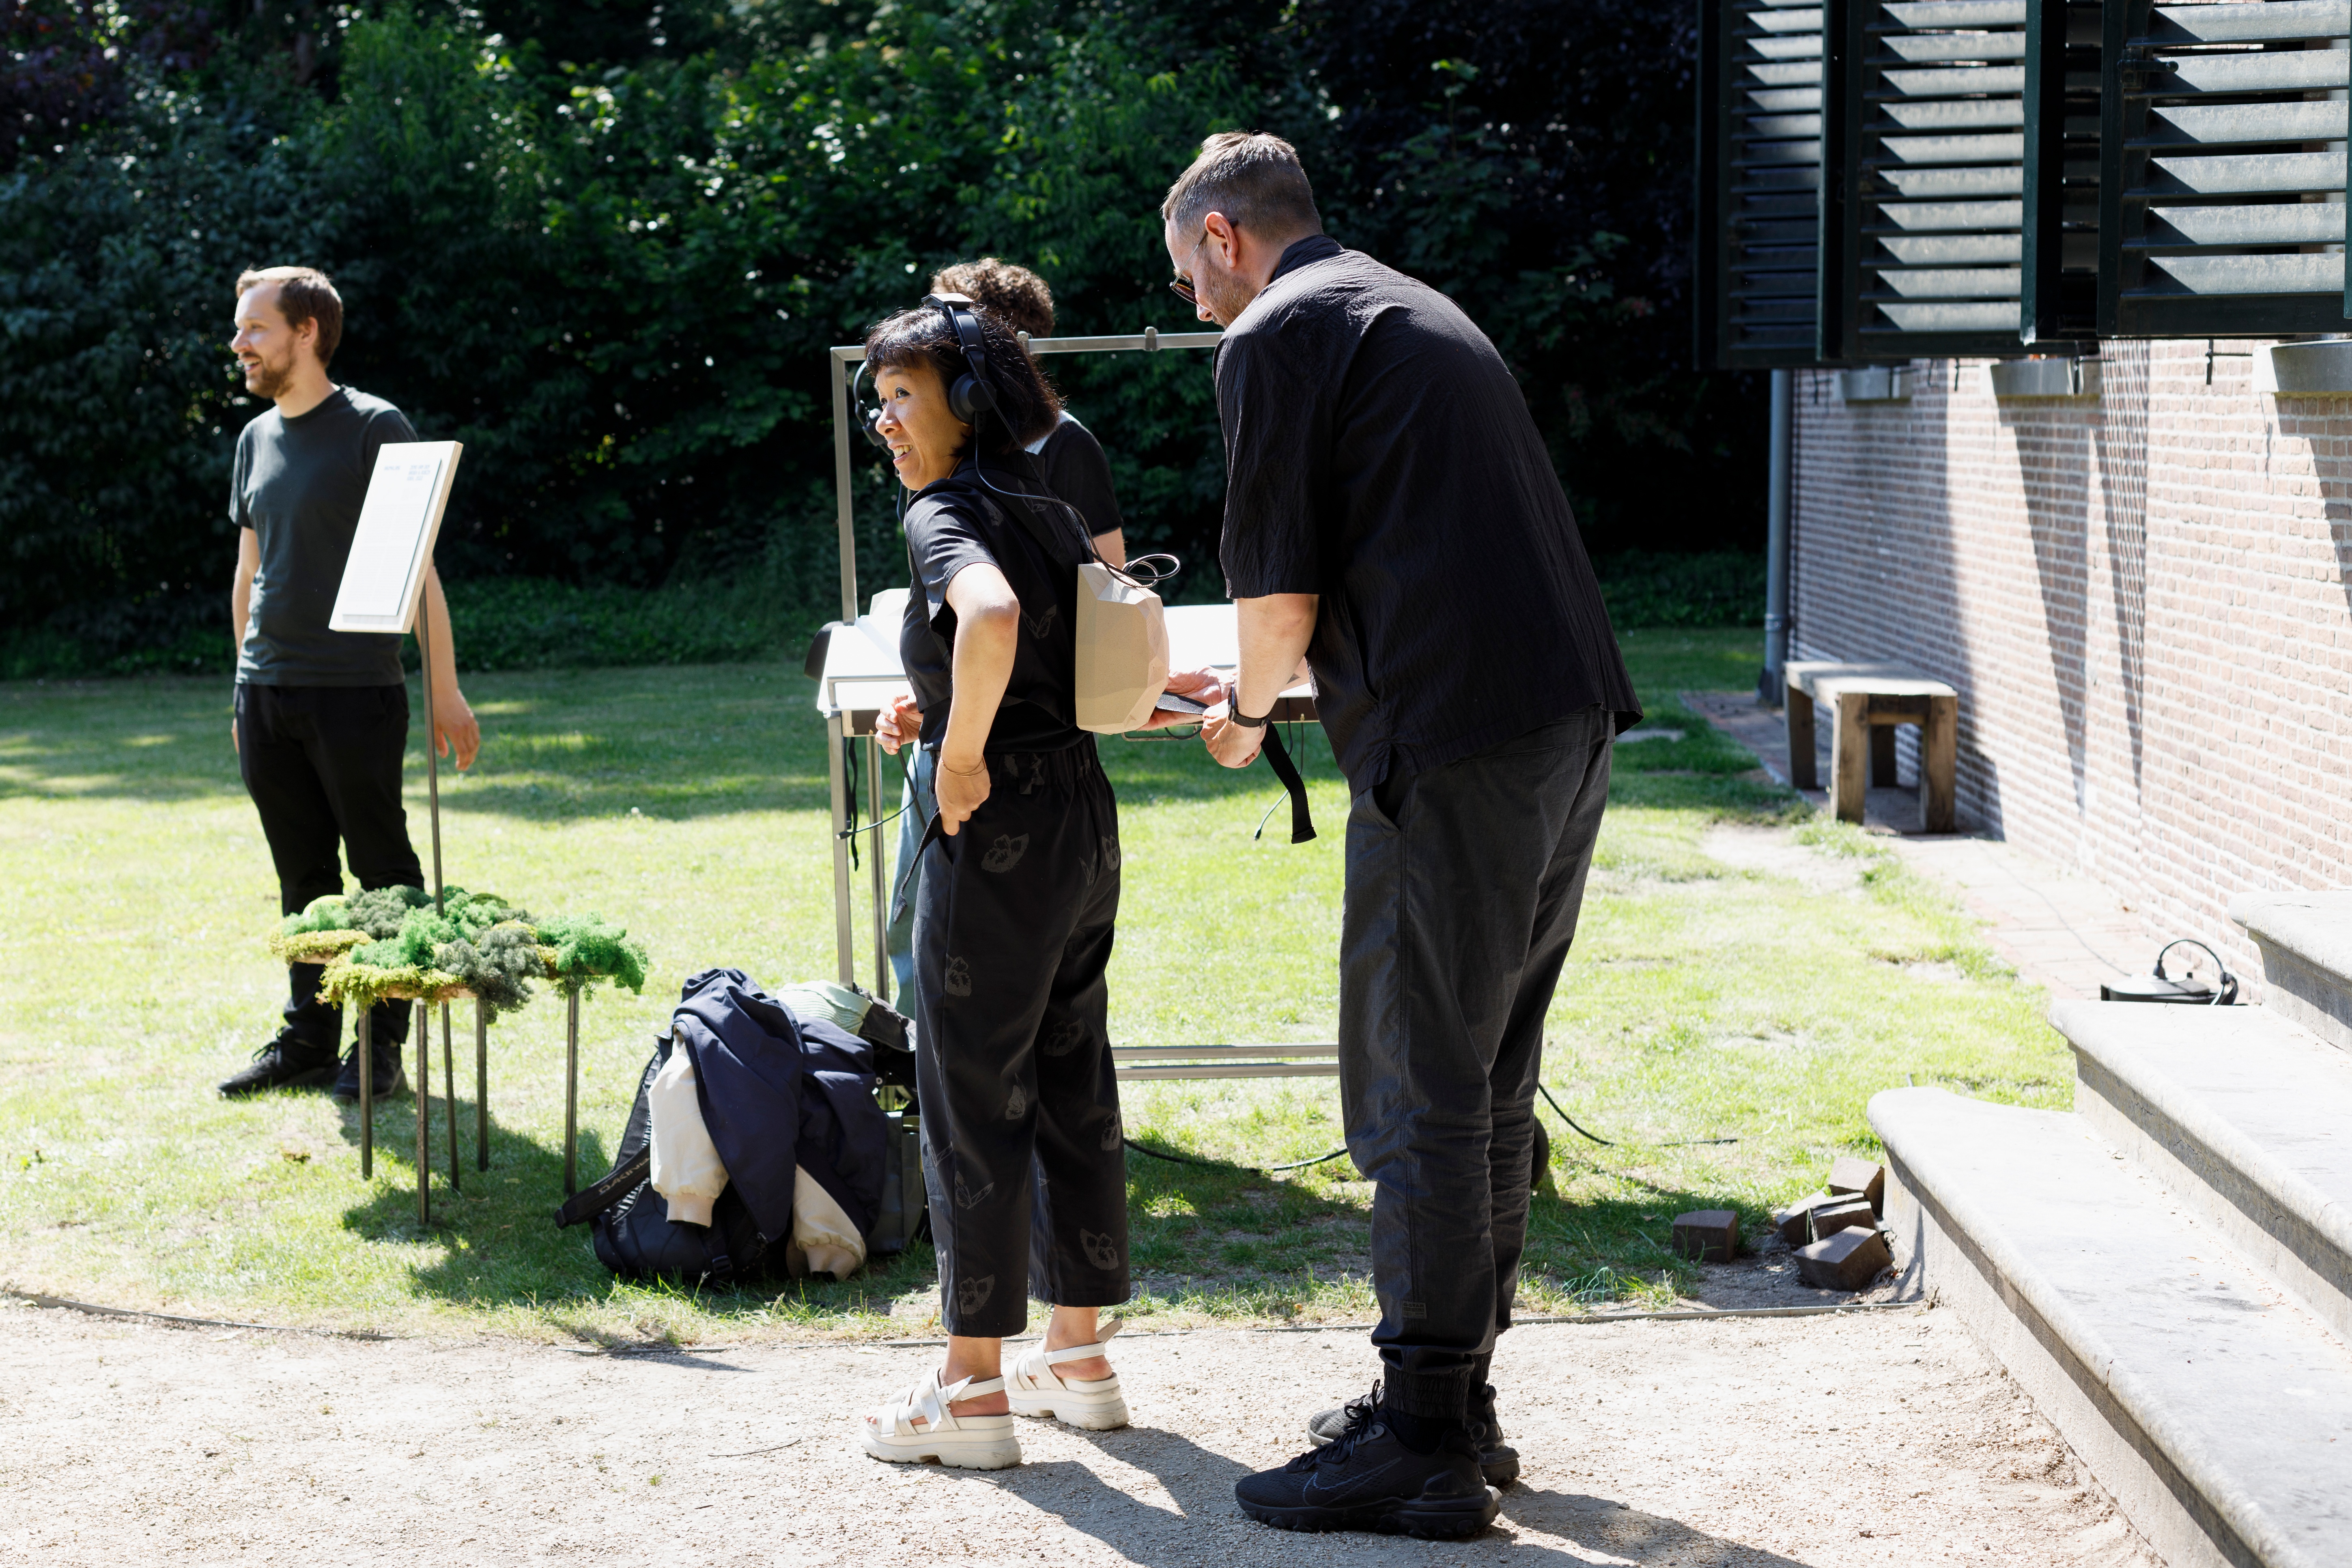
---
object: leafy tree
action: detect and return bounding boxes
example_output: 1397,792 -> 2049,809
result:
0,0 -> 1760,675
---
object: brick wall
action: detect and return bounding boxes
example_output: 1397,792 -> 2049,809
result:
1790,338 -> 2352,985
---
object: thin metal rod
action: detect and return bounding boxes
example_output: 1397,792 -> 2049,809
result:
828,331 -> 1219,365
826,714 -> 854,986
475,997 -> 488,1172
564,987 -> 580,1196
1762,367 -> 1794,697
830,353 -> 859,623
441,1001 -> 458,1194
416,1006 -> 430,1226
867,735 -> 889,1002
358,1008 -> 372,1179
416,600 -> 444,914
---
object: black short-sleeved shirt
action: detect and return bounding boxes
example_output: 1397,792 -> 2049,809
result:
1029,413 -> 1123,543
1216,236 -> 1640,787
233,387 -> 422,686
900,454 -> 1089,754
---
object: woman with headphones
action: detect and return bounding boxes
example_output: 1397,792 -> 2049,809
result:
854,297 -> 1183,1469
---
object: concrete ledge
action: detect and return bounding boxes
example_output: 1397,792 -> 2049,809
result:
2265,342 -> 2352,397
1989,358 -> 2100,399
2230,891 -> 2352,1054
1871,1087 -> 2352,1568
1836,366 -> 1911,404
2054,999 -> 2352,1344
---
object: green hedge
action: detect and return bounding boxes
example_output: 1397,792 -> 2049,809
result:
1595,551 -> 1764,630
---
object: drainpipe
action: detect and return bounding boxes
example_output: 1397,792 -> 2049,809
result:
1760,367 -> 1794,702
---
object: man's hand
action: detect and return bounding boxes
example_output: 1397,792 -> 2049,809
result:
936,753 -> 990,835
875,692 -> 924,754
434,687 -> 482,770
1201,687 -> 1267,769
230,717 -> 239,754
1138,667 -> 1225,729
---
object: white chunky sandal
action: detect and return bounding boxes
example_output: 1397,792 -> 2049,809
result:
1004,1318 -> 1130,1430
860,1370 -> 1023,1469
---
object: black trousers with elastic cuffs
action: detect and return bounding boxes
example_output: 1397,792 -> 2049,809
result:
913,741 -> 1130,1339
235,682 -> 424,1054
1340,708 -> 1614,1420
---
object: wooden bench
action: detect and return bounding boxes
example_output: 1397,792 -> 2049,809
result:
1784,661 -> 1958,832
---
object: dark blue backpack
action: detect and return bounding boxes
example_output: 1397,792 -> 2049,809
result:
554,968 -> 908,1285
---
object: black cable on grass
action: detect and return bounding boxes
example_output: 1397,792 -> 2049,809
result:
1124,1138 -> 1353,1176
1537,1084 -> 1739,1150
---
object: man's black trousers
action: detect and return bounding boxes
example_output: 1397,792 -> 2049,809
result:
235,683 -> 424,1054
912,742 -> 1130,1338
1340,708 -> 1614,1419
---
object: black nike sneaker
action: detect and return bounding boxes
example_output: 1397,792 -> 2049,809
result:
330,1036 -> 410,1103
217,1035 -> 339,1098
1308,1381 -> 1519,1488
1468,1383 -> 1521,1486
1238,1409 -> 1500,1538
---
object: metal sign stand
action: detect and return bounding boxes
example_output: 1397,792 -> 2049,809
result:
817,327 -> 1337,1085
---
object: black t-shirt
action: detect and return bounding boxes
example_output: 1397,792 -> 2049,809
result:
232,387 -> 421,686
899,455 -> 1089,754
1216,236 -> 1640,787
1030,414 -> 1123,542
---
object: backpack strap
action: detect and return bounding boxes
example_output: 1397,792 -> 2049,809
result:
551,1148 -> 650,1229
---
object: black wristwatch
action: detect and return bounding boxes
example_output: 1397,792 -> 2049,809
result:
1227,683 -> 1272,728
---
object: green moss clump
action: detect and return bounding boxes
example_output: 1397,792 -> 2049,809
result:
534,913 -> 648,996
281,888 -> 638,1016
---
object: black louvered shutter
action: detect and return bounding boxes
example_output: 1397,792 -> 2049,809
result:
2099,0 -> 2351,336
1824,0 -> 2034,359
1698,0 -> 1829,368
2022,0 -> 2105,342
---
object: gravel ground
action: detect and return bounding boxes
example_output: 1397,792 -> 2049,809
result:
0,1295 -> 2154,1566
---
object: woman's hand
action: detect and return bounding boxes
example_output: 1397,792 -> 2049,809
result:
875,693 -> 924,754
936,753 -> 991,835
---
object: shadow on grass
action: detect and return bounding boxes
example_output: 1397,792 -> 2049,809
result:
1121,1139 -> 1367,1280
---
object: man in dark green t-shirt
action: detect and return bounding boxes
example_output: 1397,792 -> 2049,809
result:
217,267 -> 484,1101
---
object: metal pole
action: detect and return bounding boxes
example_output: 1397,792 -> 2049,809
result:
358,1007 -> 372,1179
831,352 -> 859,624
415,1002 -> 431,1225
475,996 -> 488,1172
1762,367 -> 1795,700
416,596 -> 445,913
441,1001 -> 459,1193
868,734 -> 889,1002
827,713 -> 855,986
564,987 -> 580,1196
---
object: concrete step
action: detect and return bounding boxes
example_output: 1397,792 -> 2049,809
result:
2232,890 -> 2352,1054
2055,999 -> 2352,1345
1872,1087 -> 2352,1568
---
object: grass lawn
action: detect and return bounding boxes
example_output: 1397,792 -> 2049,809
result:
0,627 -> 2072,1342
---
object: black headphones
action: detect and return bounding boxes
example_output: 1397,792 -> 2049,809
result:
857,292 -> 1000,451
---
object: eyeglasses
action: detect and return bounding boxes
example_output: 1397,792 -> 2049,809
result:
1168,224 -> 1212,306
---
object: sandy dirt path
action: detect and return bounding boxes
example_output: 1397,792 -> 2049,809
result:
0,1297 -> 2152,1566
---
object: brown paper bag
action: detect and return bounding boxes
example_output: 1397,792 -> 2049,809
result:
1073,560 -> 1170,733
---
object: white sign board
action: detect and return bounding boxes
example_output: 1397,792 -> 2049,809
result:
328,441 -> 464,634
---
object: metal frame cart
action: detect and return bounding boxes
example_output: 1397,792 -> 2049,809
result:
814,325 -> 1336,1086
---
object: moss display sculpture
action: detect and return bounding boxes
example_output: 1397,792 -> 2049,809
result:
269,887 -> 648,1017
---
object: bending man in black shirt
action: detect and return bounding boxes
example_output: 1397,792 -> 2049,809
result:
1162,133 -> 1641,1538
216,267 -> 482,1101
